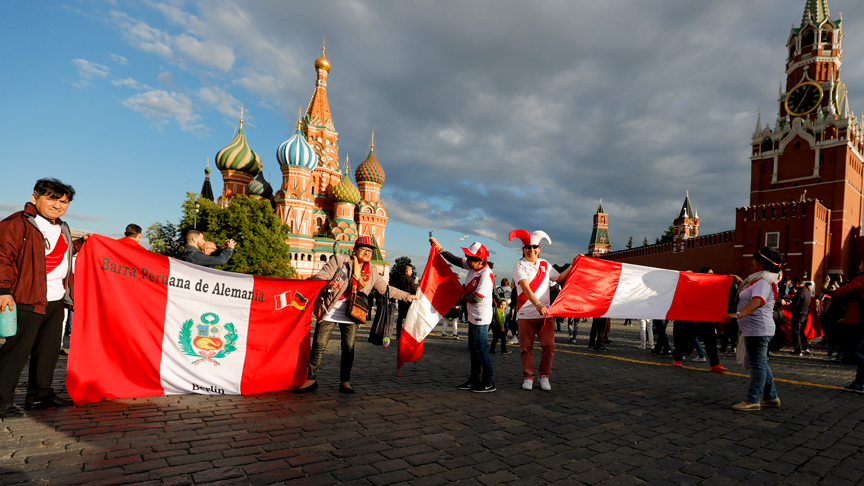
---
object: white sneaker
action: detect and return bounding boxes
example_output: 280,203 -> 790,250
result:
522,379 -> 533,390
691,356 -> 707,362
635,344 -> 646,349
508,337 -> 519,345
539,377 -> 551,391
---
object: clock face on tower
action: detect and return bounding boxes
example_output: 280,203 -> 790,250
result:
785,81 -> 824,116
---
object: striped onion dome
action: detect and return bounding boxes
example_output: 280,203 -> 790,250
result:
215,123 -> 262,174
277,128 -> 318,170
331,160 -> 361,205
355,145 -> 385,184
248,178 -> 265,196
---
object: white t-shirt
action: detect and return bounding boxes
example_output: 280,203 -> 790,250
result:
459,258 -> 494,325
34,214 -> 69,301
513,258 -> 560,320
736,278 -> 777,337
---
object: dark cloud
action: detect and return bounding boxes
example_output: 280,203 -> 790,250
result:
159,1 -> 864,263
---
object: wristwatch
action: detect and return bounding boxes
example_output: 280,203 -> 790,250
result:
736,311 -> 742,318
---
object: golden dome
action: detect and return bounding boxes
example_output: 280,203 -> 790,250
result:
314,44 -> 331,72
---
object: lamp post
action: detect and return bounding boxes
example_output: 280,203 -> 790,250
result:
449,235 -> 469,253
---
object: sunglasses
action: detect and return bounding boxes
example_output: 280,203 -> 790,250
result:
523,245 -> 540,250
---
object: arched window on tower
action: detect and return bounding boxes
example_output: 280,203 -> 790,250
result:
762,138 -> 772,153
821,31 -> 829,44
802,30 -> 815,46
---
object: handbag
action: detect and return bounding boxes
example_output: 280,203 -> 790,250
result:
347,281 -> 369,324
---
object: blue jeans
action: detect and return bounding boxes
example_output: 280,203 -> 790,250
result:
744,336 -> 778,403
468,323 -> 493,385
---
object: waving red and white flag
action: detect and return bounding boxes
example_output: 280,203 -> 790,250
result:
397,245 -> 464,371
548,255 -> 732,322
67,235 -> 326,405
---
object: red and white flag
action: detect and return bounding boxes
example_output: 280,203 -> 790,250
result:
397,245 -> 464,371
548,255 -> 732,322
67,235 -> 326,405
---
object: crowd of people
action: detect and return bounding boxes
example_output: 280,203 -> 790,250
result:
2,179 -> 864,418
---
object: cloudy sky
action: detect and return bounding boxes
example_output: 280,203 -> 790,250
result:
4,0 -> 864,274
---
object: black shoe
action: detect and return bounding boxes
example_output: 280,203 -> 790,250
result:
470,382 -> 496,393
338,384 -> 355,394
490,349 -> 496,355
802,350 -> 811,356
457,380 -> 476,390
0,404 -> 29,418
601,340 -> 612,344
659,351 -> 672,357
24,396 -> 73,411
59,348 -> 68,357
293,381 -> 318,394
596,344 -> 608,351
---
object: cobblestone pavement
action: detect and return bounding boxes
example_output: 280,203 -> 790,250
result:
2,320 -> 863,485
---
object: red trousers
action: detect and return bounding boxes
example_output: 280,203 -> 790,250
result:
518,318 -> 555,380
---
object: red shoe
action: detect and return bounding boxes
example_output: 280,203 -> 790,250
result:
710,364 -> 727,373
673,360 -> 683,368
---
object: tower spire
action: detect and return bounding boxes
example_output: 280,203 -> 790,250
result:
754,109 -> 762,137
802,0 -> 830,26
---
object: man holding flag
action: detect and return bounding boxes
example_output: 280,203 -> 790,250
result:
429,237 -> 497,393
509,229 -> 573,391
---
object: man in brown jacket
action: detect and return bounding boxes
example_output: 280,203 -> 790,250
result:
0,179 -> 87,417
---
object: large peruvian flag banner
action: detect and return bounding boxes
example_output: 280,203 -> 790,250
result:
548,255 -> 732,322
67,235 -> 326,405
397,245 -> 464,371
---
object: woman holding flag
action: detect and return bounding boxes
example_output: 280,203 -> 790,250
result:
509,229 -> 573,391
724,247 -> 783,411
295,236 -> 416,395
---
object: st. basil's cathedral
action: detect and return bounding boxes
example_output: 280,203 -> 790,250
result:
592,0 -> 864,289
201,46 -> 390,279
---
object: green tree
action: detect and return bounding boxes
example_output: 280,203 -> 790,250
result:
626,236 -> 633,249
642,237 -> 649,246
658,225 -> 675,244
146,221 -> 182,258
391,256 -> 414,281
149,193 -> 296,278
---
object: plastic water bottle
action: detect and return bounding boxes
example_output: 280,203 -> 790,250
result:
0,304 -> 17,337
382,337 -> 390,348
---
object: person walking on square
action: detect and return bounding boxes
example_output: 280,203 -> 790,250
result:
440,302 -> 461,339
830,258 -> 864,393
724,247 -> 783,411
672,267 -> 727,373
789,277 -> 812,356
509,229 -> 573,391
636,318 -> 654,349
430,237 -> 496,393
0,178 -> 88,417
651,319 -> 672,356
588,317 -> 609,351
393,265 -> 418,339
489,298 -> 510,355
294,237 -> 416,394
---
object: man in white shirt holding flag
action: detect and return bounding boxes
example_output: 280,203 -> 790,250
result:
510,229 -> 572,392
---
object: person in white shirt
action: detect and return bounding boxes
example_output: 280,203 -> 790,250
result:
430,237 -> 496,393
509,229 -> 573,391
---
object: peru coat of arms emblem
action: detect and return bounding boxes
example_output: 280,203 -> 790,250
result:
179,312 -> 238,365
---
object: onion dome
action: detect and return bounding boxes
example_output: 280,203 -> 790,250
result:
277,128 -> 318,170
314,44 -> 331,72
215,109 -> 262,175
248,178 -> 265,196
330,157 -> 361,205
355,132 -> 385,184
